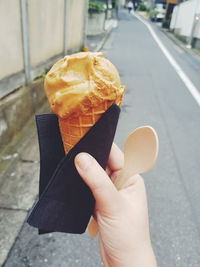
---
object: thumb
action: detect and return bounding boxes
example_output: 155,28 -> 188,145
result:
75,153 -> 119,213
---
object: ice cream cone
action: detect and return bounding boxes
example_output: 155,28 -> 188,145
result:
44,52 -> 125,153
58,98 -> 122,154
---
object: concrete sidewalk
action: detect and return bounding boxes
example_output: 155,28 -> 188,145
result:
86,19 -> 117,52
0,19 -> 117,266
161,28 -> 200,61
0,102 -> 49,266
136,10 -> 200,61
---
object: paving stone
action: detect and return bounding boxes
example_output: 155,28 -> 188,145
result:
0,160 -> 39,210
20,133 -> 39,162
0,209 -> 27,266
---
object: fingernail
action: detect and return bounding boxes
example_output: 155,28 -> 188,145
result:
76,153 -> 92,170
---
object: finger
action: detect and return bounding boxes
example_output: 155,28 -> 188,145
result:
120,175 -> 147,206
110,169 -> 122,183
107,143 -> 124,172
105,166 -> 112,177
75,153 -> 119,213
120,174 -> 140,189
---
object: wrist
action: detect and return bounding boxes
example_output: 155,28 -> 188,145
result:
130,244 -> 157,267
105,243 -> 157,267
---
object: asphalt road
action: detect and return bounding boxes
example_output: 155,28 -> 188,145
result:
4,11 -> 200,267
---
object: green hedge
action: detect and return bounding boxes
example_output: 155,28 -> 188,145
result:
89,1 -> 106,13
138,2 -> 148,12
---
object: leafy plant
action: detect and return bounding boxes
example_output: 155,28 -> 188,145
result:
138,2 -> 148,12
112,0 -> 118,8
89,1 -> 106,13
38,71 -> 46,78
149,9 -> 159,21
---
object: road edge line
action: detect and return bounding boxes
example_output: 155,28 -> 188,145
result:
134,13 -> 200,107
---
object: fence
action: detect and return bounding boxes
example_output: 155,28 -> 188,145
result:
0,0 -> 88,99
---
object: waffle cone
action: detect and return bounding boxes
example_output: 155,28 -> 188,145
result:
58,100 -> 115,154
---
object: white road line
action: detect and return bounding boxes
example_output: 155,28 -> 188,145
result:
134,13 -> 200,107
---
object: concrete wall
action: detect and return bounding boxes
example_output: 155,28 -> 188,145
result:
68,0 -> 86,51
87,12 -> 106,36
194,14 -> 200,39
0,79 -> 46,149
0,0 -> 24,79
28,0 -> 65,67
0,0 -> 87,149
170,0 -> 200,39
0,0 -> 87,99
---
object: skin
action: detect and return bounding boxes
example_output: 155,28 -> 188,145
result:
75,143 -> 157,267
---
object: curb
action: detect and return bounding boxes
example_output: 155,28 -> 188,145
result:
95,20 -> 117,52
161,29 -> 200,62
134,11 -> 200,62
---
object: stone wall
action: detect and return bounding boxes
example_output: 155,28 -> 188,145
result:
0,0 -> 88,149
0,79 -> 46,150
87,12 -> 106,36
0,0 -> 87,99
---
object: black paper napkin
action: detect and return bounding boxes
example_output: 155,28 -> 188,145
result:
27,104 -> 120,234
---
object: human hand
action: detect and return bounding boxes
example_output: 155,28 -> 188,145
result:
75,143 -> 157,267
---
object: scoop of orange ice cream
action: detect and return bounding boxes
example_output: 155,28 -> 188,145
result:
44,52 -> 125,119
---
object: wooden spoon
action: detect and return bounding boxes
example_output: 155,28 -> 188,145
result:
88,126 -> 159,237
